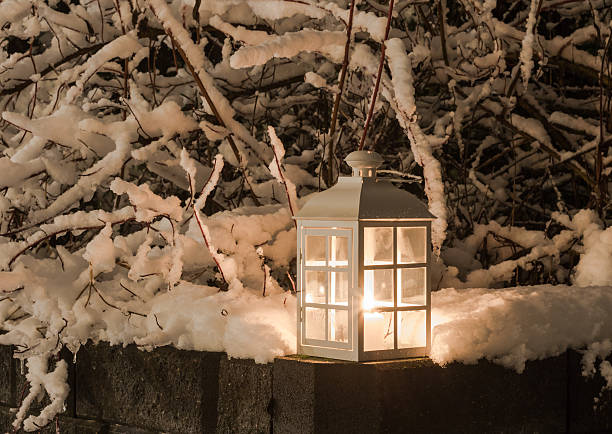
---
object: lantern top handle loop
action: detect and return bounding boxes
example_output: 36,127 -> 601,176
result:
345,150 -> 384,178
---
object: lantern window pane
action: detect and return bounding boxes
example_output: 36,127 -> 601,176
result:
305,271 -> 327,304
397,268 -> 426,306
328,309 -> 349,343
364,311 -> 394,351
364,269 -> 394,308
305,307 -> 326,340
397,227 -> 426,264
305,235 -> 326,266
330,271 -> 348,305
398,310 -> 426,348
364,227 -> 393,265
329,235 -> 349,267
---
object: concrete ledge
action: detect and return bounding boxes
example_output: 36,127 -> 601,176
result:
0,345 -> 12,405
75,343 -> 222,432
273,355 -> 567,433
567,350 -> 612,432
0,344 -> 611,433
216,357 -> 272,432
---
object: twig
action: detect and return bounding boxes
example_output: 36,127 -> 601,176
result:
438,0 -> 449,67
7,218 -> 136,269
268,128 -> 297,227
358,0 -> 395,151
327,0 -> 356,185
0,43 -> 106,97
192,160 -> 229,286
149,1 -> 261,206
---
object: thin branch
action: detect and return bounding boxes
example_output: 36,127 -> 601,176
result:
358,0 -> 395,151
0,43 -> 106,97
327,0 -> 356,184
191,161 -> 229,286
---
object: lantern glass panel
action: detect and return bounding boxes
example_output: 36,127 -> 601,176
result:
364,269 -> 394,308
329,235 -> 349,267
305,235 -> 326,266
305,307 -> 326,340
330,271 -> 348,305
397,227 -> 426,264
328,309 -> 349,343
398,310 -> 426,348
305,271 -> 326,304
364,311 -> 394,351
397,268 -> 426,306
364,227 -> 393,265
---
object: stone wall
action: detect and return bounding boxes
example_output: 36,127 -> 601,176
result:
0,344 -> 610,433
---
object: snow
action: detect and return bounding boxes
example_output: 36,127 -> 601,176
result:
82,223 -> 115,275
230,29 -> 346,69
385,38 -> 448,252
304,71 -> 328,89
148,0 -> 271,163
110,178 -> 183,222
432,285 -> 612,377
209,15 -> 271,45
13,356 -> 69,432
554,209 -> 612,287
0,0 -> 31,27
246,0 -> 327,21
65,33 -> 143,104
267,126 -> 299,216
519,0 -> 539,87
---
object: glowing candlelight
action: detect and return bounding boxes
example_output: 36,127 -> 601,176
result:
363,276 -> 386,350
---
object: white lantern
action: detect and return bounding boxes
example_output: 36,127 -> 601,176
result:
295,151 -> 435,361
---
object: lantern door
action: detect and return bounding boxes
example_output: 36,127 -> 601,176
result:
298,224 -> 357,359
358,221 -> 431,360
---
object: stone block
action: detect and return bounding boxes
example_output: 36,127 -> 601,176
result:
0,404 -> 95,434
104,422 -> 158,433
567,349 -> 612,432
272,357 -> 316,434
53,416 -> 105,434
374,355 -> 567,433
216,357 -> 273,433
272,357 -> 380,434
273,354 -> 567,434
75,342 -> 222,433
0,345 -> 12,405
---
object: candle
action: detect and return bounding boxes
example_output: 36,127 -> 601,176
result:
363,274 -> 380,350
363,275 -> 393,350
364,311 -> 385,351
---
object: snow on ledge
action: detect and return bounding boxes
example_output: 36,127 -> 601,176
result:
431,285 -> 612,382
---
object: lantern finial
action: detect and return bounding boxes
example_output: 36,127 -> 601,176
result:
345,151 -> 384,178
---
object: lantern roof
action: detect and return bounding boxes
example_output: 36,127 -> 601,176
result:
295,151 -> 436,221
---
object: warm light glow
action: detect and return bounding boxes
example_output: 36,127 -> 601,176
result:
363,272 -> 375,311
363,274 -> 389,350
306,260 -> 326,267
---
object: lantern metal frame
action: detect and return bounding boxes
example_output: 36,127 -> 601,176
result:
295,151 -> 435,362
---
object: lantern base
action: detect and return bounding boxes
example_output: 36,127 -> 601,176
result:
297,343 -> 429,362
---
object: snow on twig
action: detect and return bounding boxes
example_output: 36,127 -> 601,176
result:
520,0 -> 541,88
230,29 -> 345,69
147,0 -> 269,165
385,38 -> 447,252
188,153 -> 229,286
13,355 -> 69,432
267,126 -> 298,225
